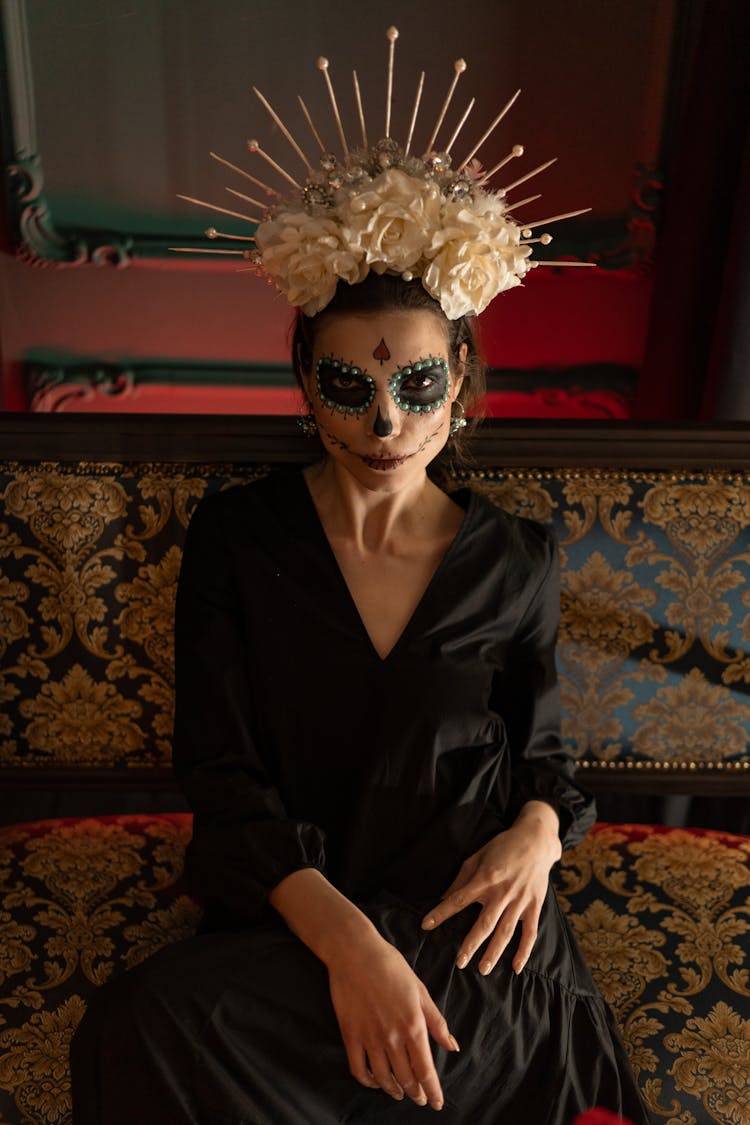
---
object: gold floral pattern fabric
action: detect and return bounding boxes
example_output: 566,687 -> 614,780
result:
0,814 -> 200,1125
463,469 -> 750,771
3,462 -> 750,775
555,823 -> 750,1125
0,463 -> 267,769
0,816 -> 748,1124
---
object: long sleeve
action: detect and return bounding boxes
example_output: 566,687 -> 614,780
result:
171,490 -> 327,926
492,520 -> 596,851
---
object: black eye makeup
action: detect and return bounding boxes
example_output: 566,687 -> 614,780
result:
388,358 -> 450,413
316,357 -> 376,414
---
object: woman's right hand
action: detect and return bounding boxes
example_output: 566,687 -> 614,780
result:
325,932 -> 458,1111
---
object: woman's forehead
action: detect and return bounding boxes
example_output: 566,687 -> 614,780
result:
314,310 -> 449,359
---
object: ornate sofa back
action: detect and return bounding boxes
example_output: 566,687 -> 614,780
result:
2,418 -> 749,810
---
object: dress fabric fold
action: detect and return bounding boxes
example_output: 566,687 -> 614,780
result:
70,466 -> 649,1124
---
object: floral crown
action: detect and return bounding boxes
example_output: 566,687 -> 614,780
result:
174,28 -> 593,320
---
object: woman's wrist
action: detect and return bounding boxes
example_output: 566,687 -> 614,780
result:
512,800 -> 563,865
268,867 -> 383,967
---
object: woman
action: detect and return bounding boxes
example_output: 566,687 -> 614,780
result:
70,273 -> 648,1123
71,30 -> 648,1121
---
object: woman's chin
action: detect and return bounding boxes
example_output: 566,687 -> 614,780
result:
343,454 -> 427,491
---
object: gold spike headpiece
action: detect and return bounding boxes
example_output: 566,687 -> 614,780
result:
173,28 -> 593,319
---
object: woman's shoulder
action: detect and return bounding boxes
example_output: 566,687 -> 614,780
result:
189,467 -> 303,524
463,485 -> 557,569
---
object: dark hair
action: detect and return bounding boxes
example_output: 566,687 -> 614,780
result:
290,272 -> 486,476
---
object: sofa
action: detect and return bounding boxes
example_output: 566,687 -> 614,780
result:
1,416 -> 749,1125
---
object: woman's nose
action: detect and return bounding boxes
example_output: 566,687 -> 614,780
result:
373,404 -> 393,438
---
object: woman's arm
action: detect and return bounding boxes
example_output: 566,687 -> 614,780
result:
419,521 -> 594,973
269,867 -> 458,1111
172,491 -> 329,923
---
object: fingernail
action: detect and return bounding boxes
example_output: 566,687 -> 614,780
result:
479,959 -> 492,975
422,916 -> 436,930
514,960 -> 526,975
449,1034 -> 460,1052
431,1101 -> 444,1111
456,952 -> 468,969
415,1094 -> 427,1106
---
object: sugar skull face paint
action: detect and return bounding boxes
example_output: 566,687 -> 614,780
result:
316,357 -> 376,414
388,358 -> 450,413
317,355 -> 450,415
304,310 -> 465,490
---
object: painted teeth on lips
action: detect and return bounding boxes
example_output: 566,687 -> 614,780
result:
361,453 -> 409,471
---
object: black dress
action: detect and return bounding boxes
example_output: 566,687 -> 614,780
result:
70,467 -> 649,1125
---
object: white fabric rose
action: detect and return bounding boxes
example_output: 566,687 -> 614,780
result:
343,169 -> 442,275
256,211 -> 367,315
423,197 -> 532,318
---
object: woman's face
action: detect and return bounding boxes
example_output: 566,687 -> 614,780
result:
302,309 -> 464,491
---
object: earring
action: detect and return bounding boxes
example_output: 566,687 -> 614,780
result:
297,400 -> 318,437
449,400 -> 467,436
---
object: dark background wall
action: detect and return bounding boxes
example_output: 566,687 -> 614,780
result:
0,0 -> 672,412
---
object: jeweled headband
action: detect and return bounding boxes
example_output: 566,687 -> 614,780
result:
173,28 -> 594,319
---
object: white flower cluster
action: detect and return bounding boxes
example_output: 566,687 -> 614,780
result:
255,162 -> 533,320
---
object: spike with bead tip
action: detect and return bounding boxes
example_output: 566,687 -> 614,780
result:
477,144 -> 524,186
502,157 -> 557,196
252,87 -> 313,173
297,96 -> 326,153
168,246 -> 254,257
404,71 -> 424,155
520,207 -> 592,231
317,56 -> 349,159
352,71 -> 368,147
246,139 -> 302,190
205,227 -> 257,242
444,99 -> 475,155
209,151 -> 280,198
176,194 -> 261,225
424,58 -> 467,155
528,259 -> 596,268
458,88 -> 521,171
385,26 -> 398,139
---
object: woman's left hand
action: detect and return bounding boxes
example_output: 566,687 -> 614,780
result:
420,800 -> 563,976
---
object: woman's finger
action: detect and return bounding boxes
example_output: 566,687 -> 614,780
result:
472,909 -> 525,975
512,910 -> 541,974
422,992 -> 459,1056
405,1024 -> 445,1111
386,1041 -> 429,1108
344,1039 -> 380,1089
452,904 -> 504,968
366,1047 -> 405,1102
421,880 -> 483,931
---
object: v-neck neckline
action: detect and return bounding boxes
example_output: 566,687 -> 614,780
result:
295,467 -> 477,664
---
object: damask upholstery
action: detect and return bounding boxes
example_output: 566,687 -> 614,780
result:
2,457 -> 750,1124
0,816 -> 748,1125
2,462 -> 749,778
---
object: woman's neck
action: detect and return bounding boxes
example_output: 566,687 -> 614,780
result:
303,457 -> 446,555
